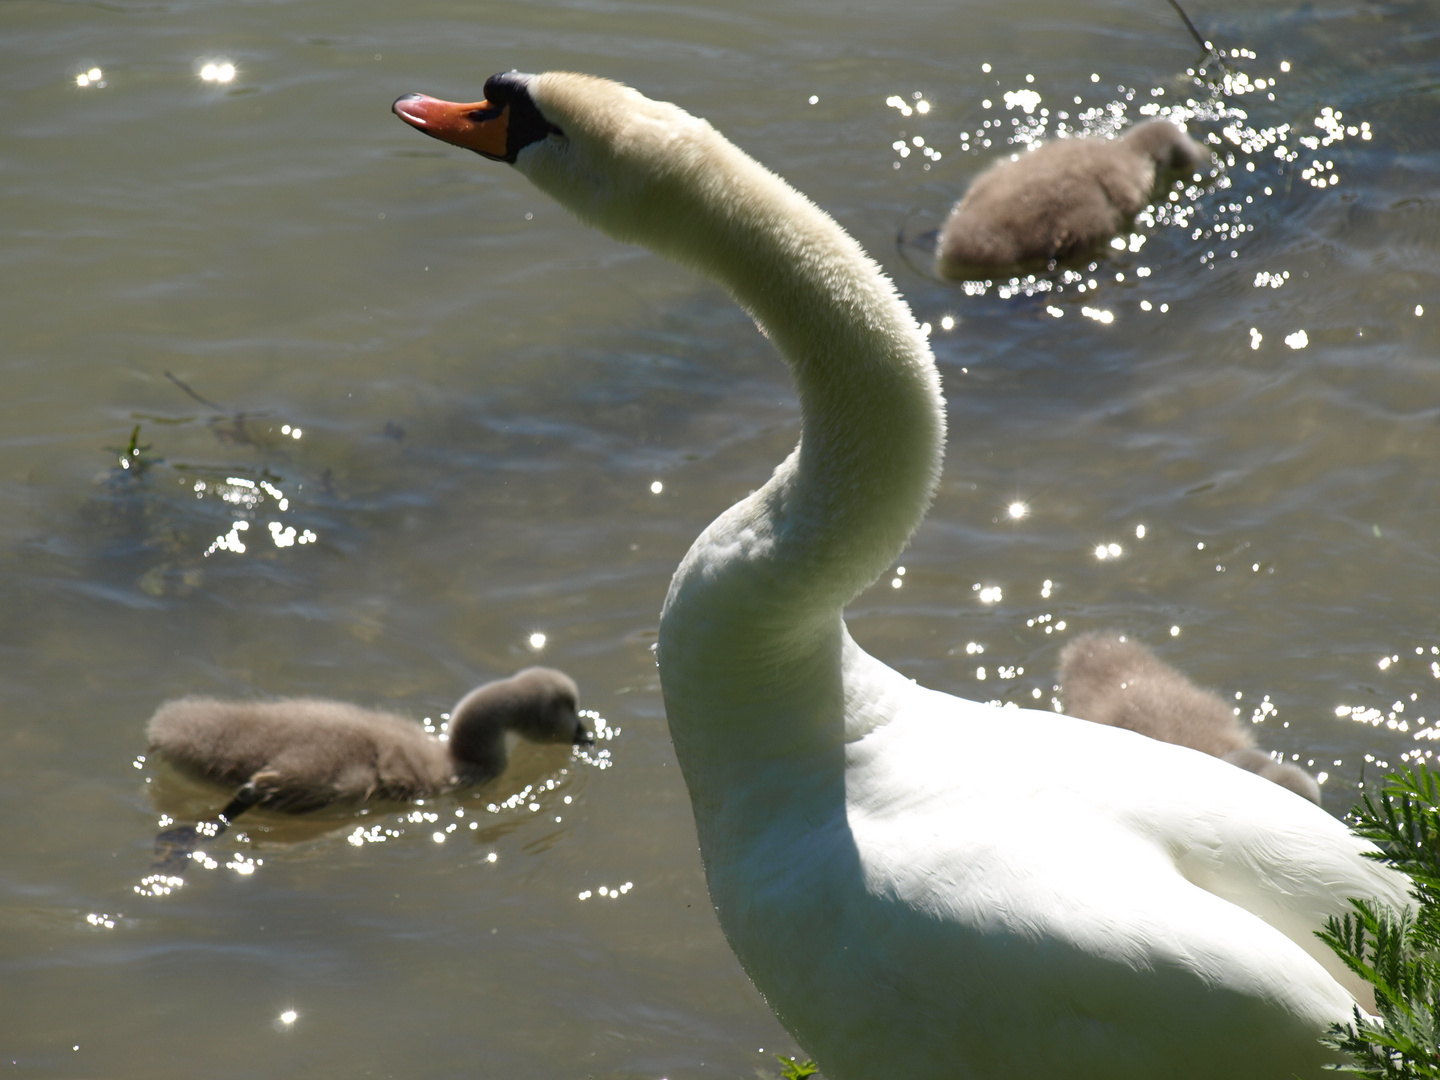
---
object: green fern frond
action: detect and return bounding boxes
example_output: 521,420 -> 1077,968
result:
1321,764 -> 1440,1076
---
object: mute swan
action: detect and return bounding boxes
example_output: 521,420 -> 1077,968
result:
393,73 -> 1405,1080
1060,631 -> 1323,803
147,667 -> 585,818
936,119 -> 1206,278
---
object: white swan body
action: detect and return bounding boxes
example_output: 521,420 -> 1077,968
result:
393,73 -> 1407,1079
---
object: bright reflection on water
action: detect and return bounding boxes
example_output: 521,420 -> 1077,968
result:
2,0 -> 1439,1075
199,61 -> 237,85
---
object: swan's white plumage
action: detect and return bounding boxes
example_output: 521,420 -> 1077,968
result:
400,72 -> 1409,1080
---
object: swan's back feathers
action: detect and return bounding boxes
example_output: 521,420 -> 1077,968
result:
876,686 -> 1404,987
714,674 -> 1407,1078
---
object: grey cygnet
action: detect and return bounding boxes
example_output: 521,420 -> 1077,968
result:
145,667 -> 588,868
936,119 -> 1207,278
1058,631 -> 1322,804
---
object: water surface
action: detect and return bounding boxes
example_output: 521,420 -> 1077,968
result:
2,0 -> 1439,1075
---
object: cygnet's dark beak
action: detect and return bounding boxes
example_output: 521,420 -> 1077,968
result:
573,723 -> 595,747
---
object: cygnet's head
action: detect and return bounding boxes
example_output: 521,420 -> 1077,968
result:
1120,119 -> 1207,175
447,667 -> 589,773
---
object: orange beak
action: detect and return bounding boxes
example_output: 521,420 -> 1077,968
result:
392,93 -> 510,161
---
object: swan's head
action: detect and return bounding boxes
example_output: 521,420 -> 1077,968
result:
393,72 -> 737,256
446,667 -> 589,771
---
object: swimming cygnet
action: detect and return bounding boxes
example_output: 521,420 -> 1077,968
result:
145,667 -> 587,864
1058,631 -> 1322,803
935,119 -> 1206,278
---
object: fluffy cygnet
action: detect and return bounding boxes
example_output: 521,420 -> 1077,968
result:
147,667 -> 587,814
1059,631 -> 1322,803
936,119 -> 1206,278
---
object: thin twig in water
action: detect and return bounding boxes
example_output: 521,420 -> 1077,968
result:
164,370 -> 226,412
1165,0 -> 1209,53
1165,0 -> 1232,74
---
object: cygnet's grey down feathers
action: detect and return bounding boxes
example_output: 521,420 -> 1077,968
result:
936,119 -> 1206,277
146,667 -> 584,812
1058,631 -> 1322,803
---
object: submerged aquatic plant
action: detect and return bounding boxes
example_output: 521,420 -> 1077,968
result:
774,1054 -> 821,1079
107,424 -> 160,480
1321,765 -> 1440,1077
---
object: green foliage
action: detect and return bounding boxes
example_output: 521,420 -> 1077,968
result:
1320,765 -> 1440,1076
774,1054 -> 820,1079
108,424 -> 160,480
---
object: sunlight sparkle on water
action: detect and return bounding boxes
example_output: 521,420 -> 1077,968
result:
1008,502 -> 1027,520
76,67 -> 104,88
528,632 -> 547,650
884,95 -> 914,118
1003,89 -> 1042,115
200,61 -> 236,83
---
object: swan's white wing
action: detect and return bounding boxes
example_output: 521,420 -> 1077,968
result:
849,676 -> 1409,1009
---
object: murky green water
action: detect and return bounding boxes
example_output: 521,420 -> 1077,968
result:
3,0 -> 1438,1075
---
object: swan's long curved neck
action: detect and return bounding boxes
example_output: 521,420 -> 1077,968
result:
637,123 -> 946,762
519,81 -> 944,772
628,128 -> 946,609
